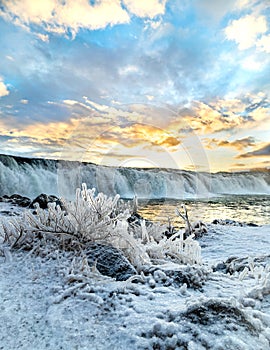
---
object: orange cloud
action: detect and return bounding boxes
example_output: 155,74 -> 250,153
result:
178,95 -> 270,135
90,123 -> 181,151
157,136 -> 181,147
205,137 -> 256,151
236,143 -> 270,158
181,101 -> 243,134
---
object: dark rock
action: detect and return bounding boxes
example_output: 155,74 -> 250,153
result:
247,222 -> 258,227
213,262 -> 227,273
214,255 -> 270,275
166,266 -> 209,289
211,218 -> 245,226
9,194 -> 31,207
127,212 -> 153,227
191,221 -> 208,238
127,213 -> 154,240
141,298 -> 258,348
143,265 -> 210,289
181,299 -> 257,333
127,212 -> 144,226
163,228 -> 177,239
85,243 -> 137,281
0,194 -> 31,207
30,193 -> 63,209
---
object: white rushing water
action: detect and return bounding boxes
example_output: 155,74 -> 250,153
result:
0,154 -> 269,199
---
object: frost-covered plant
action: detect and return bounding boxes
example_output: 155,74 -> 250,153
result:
145,229 -> 202,265
0,184 -> 202,269
2,184 -> 128,246
176,204 -> 207,239
237,257 -> 270,299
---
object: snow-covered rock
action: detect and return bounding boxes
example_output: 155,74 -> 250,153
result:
85,243 -> 137,281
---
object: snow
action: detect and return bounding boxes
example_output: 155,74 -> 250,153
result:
1,217 -> 270,349
199,224 -> 270,264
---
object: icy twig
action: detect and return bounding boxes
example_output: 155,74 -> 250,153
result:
176,204 -> 192,236
0,244 -> 13,262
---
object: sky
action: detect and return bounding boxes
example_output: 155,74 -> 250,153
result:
0,0 -> 269,173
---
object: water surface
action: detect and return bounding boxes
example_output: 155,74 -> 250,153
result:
138,195 -> 270,227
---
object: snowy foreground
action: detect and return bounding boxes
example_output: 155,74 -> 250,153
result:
0,221 -> 270,350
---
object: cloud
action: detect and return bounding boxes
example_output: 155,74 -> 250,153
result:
20,99 -> 28,104
0,116 -> 79,143
157,136 -> 181,147
2,1 -> 267,114
205,137 -> 256,151
119,65 -> 140,76
0,0 -> 168,38
74,95 -> 269,140
0,116 -> 80,159
0,100 -> 182,166
235,0 -> 257,8
185,93 -> 270,134
0,79 -> 9,97
6,55 -> 14,61
194,0 -> 235,22
248,106 -> 270,126
228,161 -> 270,172
224,14 -> 268,50
93,123 -> 181,151
237,143 -> 270,158
0,92 -> 268,169
36,33 -> 49,42
257,34 -> 270,53
1,0 -> 130,37
241,55 -> 265,71
232,162 -> 246,168
181,101 -> 243,134
123,0 -> 167,19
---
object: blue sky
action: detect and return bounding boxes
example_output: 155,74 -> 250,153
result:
0,0 -> 269,172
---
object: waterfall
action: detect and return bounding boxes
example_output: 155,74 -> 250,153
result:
0,154 -> 269,199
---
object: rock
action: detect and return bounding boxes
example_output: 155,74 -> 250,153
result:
212,219 -> 258,228
214,255 -> 270,275
212,218 -> 245,226
143,265 -> 210,289
181,299 -> 257,332
247,222 -> 258,227
85,243 -> 137,281
191,221 -> 208,238
127,212 -> 144,226
30,193 -> 63,209
0,194 -> 31,207
127,212 -> 156,240
127,212 -> 153,227
213,262 -> 227,273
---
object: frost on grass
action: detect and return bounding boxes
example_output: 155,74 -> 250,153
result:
213,254 -> 270,300
0,184 -> 202,276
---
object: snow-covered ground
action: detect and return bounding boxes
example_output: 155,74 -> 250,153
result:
1,212 -> 270,349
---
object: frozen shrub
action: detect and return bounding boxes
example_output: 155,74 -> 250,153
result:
0,184 -> 202,270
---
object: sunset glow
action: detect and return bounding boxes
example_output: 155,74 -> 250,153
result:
0,0 -> 269,172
